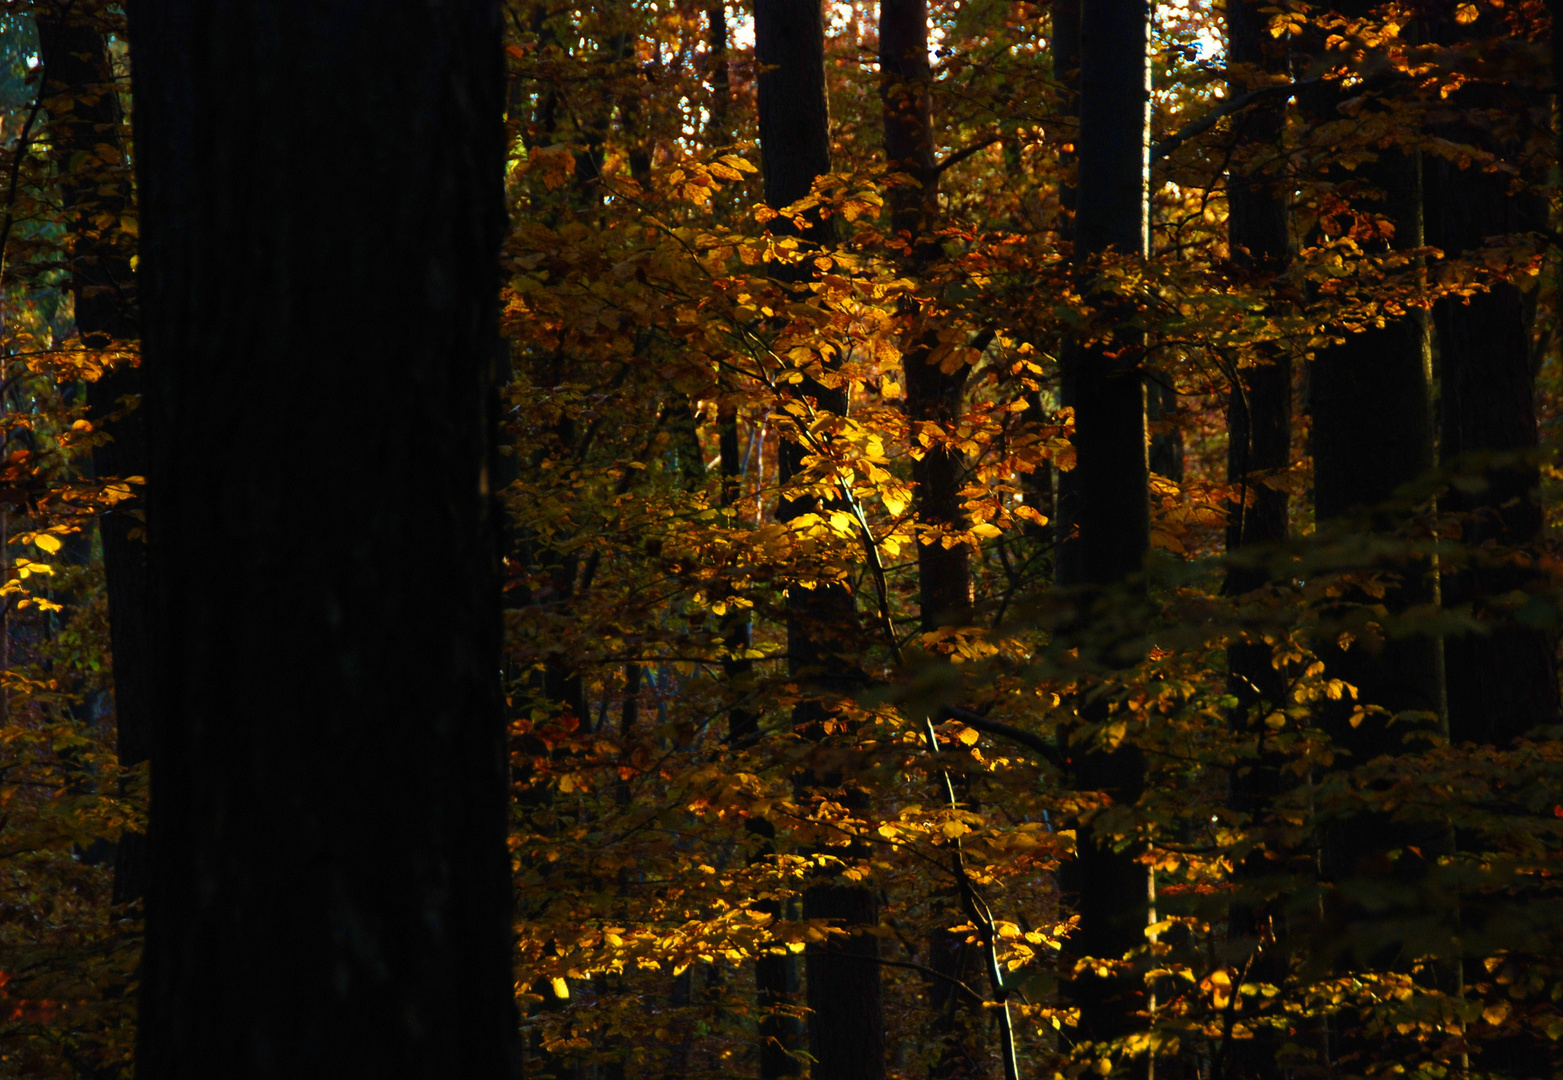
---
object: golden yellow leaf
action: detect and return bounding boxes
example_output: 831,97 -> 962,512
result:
33,534 -> 61,554
550,977 -> 570,1000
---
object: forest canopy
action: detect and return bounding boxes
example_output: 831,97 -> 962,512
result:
3,0 -> 1563,1078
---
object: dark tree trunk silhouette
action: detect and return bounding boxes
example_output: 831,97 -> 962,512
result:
719,401 -> 759,744
1071,0 -> 1150,588
1060,0 -> 1153,1066
882,0 -> 968,637
1051,0 -> 1083,586
1220,4 -> 1293,1077
1421,14 -> 1558,1076
880,4 -> 987,1076
129,3 -> 515,1075
1306,0 -> 1442,749
36,2 -> 152,907
755,5 -> 884,1078
707,2 -> 732,148
1302,3 -> 1447,1028
1223,0 -> 1292,587
1424,27 -> 1557,748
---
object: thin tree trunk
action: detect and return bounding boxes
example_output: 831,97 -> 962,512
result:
1146,379 -> 1182,483
1061,0 -> 1153,1067
36,2 -> 153,907
1220,4 -> 1292,1077
707,2 -> 732,149
129,3 -> 515,1074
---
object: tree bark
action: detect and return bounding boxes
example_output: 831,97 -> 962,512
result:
1061,0 -> 1153,1065
36,1 -> 152,907
882,0 -> 969,634
1071,0 -> 1150,588
128,3 -> 515,1075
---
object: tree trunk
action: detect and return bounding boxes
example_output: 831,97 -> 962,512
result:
1051,0 -> 1083,586
1071,0 -> 1150,588
882,0 -> 968,634
128,3 -> 515,1075
707,2 -> 732,149
1421,14 -> 1558,1076
881,5 -> 986,1076
1220,4 -> 1293,1077
756,4 -> 884,1078
1061,0 -> 1153,1066
36,2 -> 153,907
1423,28 -> 1557,748
1302,6 -> 1447,1022
1307,134 -> 1442,760
756,0 -> 832,227
719,401 -> 760,745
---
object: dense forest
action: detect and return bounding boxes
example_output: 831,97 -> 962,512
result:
2,0 -> 1563,1077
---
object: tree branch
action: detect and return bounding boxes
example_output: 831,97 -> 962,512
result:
935,134 -> 1002,174
939,705 -> 1066,773
810,948 -> 986,1004
1151,78 -> 1320,166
